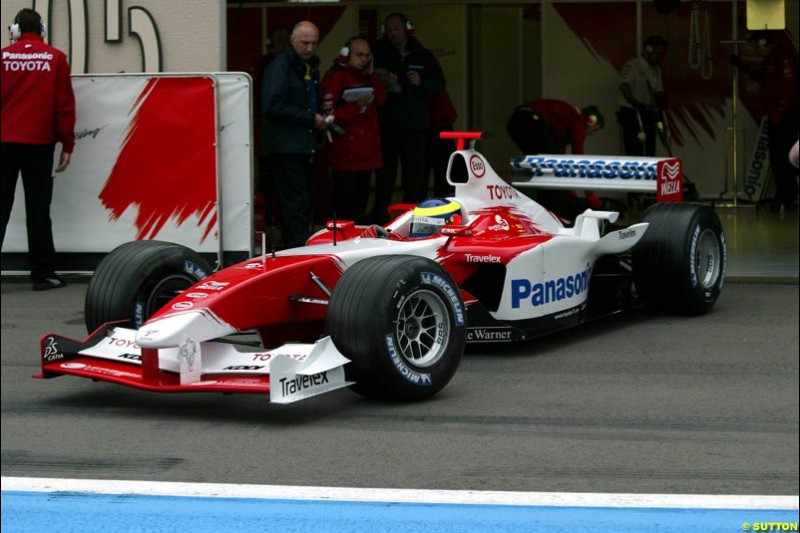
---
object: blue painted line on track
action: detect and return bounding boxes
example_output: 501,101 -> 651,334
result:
3,490 -> 798,533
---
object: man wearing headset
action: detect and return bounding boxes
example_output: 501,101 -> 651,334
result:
1,8 -> 75,291
618,36 -> 668,157
371,12 -> 446,224
320,37 -> 388,223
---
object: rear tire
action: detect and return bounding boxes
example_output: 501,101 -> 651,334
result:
633,203 -> 726,314
85,241 -> 211,333
326,255 -> 466,401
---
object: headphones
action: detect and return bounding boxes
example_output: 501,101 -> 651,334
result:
586,115 -> 598,127
381,13 -> 414,37
339,37 -> 354,61
339,36 -> 363,62
8,10 -> 46,41
643,36 -> 667,56
753,35 -> 770,49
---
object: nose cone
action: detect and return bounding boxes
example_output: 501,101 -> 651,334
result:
136,311 -> 235,348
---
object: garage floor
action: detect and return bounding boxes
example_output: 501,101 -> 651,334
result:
716,206 -> 799,281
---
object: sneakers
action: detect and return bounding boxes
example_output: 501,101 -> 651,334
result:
32,274 -> 67,291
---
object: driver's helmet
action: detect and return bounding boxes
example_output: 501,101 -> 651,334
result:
409,198 -> 462,238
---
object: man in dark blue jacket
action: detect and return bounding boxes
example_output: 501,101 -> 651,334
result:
262,21 -> 327,249
371,13 -> 445,224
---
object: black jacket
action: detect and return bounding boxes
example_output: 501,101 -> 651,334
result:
373,36 -> 445,132
261,47 -> 320,155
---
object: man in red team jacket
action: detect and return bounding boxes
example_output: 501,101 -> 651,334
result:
321,36 -> 388,223
1,8 -> 76,290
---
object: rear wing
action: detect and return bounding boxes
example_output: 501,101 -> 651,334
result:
510,154 -> 683,202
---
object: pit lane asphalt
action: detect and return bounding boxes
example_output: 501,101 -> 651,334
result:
1,278 -> 797,496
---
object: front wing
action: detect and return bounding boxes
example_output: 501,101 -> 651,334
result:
36,323 -> 352,404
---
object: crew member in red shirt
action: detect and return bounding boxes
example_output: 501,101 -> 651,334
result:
1,8 -> 76,290
506,99 -> 604,218
507,99 -> 603,156
320,36 -> 388,223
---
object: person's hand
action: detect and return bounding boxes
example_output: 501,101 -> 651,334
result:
406,70 -> 421,86
357,94 -> 375,107
55,152 -> 71,173
314,113 -> 327,130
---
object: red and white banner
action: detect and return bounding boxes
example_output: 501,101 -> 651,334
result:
3,73 -> 253,256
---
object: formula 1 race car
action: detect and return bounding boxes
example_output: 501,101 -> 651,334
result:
37,132 -> 726,404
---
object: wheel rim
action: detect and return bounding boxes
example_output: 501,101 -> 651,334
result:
695,229 -> 721,289
395,289 -> 450,368
145,274 -> 197,317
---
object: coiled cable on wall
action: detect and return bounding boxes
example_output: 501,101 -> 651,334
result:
688,0 -> 713,80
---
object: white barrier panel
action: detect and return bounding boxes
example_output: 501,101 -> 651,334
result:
2,73 -> 253,260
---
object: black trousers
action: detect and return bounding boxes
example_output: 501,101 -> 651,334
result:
1,142 -> 57,279
372,130 -> 427,224
768,112 -> 799,208
332,170 -> 371,223
618,106 -> 657,157
426,128 -> 455,198
270,153 -> 315,249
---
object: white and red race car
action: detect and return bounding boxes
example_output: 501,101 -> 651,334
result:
37,132 -> 725,404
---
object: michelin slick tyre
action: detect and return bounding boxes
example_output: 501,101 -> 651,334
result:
85,241 -> 211,333
326,255 -> 466,401
633,203 -> 726,314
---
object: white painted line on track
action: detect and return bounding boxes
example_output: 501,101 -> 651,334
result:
3,476 -> 798,510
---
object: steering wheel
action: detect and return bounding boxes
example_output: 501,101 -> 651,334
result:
360,224 -> 390,239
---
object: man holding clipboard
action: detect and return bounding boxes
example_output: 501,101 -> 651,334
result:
320,37 -> 388,223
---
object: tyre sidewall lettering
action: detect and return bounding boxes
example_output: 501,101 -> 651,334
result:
689,223 -> 700,289
419,271 -> 465,327
719,230 -> 727,291
384,333 -> 432,386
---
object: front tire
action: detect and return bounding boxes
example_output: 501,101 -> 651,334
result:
85,240 -> 212,333
326,255 -> 466,401
633,203 -> 726,314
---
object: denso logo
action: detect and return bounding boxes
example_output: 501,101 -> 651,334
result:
515,156 -> 657,180
511,267 -> 592,308
197,281 -> 229,291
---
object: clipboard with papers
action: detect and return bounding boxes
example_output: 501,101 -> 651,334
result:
341,86 -> 374,102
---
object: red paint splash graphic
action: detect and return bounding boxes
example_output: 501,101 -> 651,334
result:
554,3 -> 765,150
99,77 -> 217,242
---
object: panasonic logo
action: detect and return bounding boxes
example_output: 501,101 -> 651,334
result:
511,267 -> 592,308
514,156 -> 657,180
